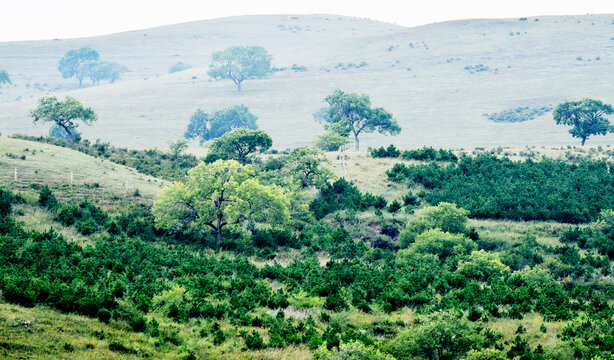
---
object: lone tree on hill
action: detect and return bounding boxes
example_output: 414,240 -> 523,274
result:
152,160 -> 289,246
205,129 -> 272,164
0,70 -> 11,86
208,46 -> 271,92
553,98 -> 614,146
320,89 -> 401,151
185,105 -> 258,144
30,96 -> 97,141
58,47 -> 99,87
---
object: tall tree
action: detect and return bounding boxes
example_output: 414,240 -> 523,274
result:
553,98 -> 614,146
78,60 -> 127,85
152,160 -> 289,246
30,96 -> 97,141
185,105 -> 258,144
206,129 -> 272,164
285,147 -> 334,188
0,70 -> 11,86
322,89 -> 401,151
58,47 -> 99,87
208,46 -> 271,92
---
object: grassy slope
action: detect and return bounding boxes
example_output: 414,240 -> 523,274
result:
1,14 -> 614,149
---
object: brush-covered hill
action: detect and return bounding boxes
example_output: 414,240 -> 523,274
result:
1,14 -> 614,149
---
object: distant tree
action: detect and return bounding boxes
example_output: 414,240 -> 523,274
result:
78,60 -> 127,85
208,46 -> 272,91
0,70 -> 11,86
321,89 -> 401,151
169,62 -> 192,74
58,47 -> 100,87
49,123 -> 81,142
313,130 -> 350,151
152,160 -> 289,246
185,105 -> 258,144
205,129 -> 272,164
553,98 -> 614,145
30,96 -> 97,141
168,139 -> 188,160
285,147 -> 335,188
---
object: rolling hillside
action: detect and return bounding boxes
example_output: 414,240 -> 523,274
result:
1,14 -> 614,149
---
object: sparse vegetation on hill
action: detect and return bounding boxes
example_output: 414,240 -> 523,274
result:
484,105 -> 553,123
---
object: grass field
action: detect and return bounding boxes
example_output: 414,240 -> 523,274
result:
1,14 -> 614,149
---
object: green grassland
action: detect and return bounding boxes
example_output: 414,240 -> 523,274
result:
2,14 -> 614,149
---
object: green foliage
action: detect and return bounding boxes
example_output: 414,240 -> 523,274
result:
402,229 -> 477,263
314,130 -> 350,151
310,178 -> 387,219
0,69 -> 11,86
244,330 -> 264,350
285,147 -> 335,188
554,98 -> 614,145
464,348 -> 508,360
205,129 -> 272,164
321,89 -> 401,151
208,46 -> 272,91
168,139 -> 188,160
387,310 -> 480,360
49,123 -> 81,142
456,250 -> 510,281
401,147 -> 458,162
485,105 -> 553,123
58,47 -> 99,87
153,160 -> 289,245
398,203 -> 469,248
38,185 -> 58,209
390,154 -> 614,223
30,96 -> 97,141
314,341 -> 396,360
185,105 -> 258,144
168,61 -> 192,73
371,144 -> 401,158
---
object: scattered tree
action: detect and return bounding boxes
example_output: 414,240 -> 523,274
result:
169,61 -> 192,74
285,147 -> 334,188
168,139 -> 188,160
208,46 -> 272,91
0,70 -> 11,86
185,105 -> 258,144
30,96 -> 97,141
152,160 -> 289,245
206,129 -> 272,164
58,47 -> 100,87
321,89 -> 401,151
553,98 -> 614,145
78,60 -> 127,85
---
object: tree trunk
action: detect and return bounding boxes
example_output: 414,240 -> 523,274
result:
60,124 -> 74,142
581,137 -> 587,146
236,81 -> 242,92
354,133 -> 360,151
216,228 -> 222,247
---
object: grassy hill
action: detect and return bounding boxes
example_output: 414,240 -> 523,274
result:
1,14 -> 614,149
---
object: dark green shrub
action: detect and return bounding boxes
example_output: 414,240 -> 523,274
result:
245,330 -> 264,350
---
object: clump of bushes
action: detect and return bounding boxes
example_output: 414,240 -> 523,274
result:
168,62 -> 192,74
484,105 -> 553,123
370,144 -> 400,158
402,147 -> 457,162
310,178 -> 387,219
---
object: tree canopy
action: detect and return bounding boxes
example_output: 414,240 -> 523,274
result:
185,105 -> 258,144
208,46 -> 272,91
30,96 -> 97,141
285,147 -> 335,188
78,60 -> 127,85
553,98 -> 614,145
152,160 -> 289,245
0,69 -> 11,86
58,47 -> 100,87
321,90 -> 401,151
313,129 -> 350,151
205,129 -> 272,164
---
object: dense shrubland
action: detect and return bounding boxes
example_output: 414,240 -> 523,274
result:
1,141 -> 614,359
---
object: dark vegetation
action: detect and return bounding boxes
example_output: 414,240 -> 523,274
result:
371,145 -> 457,162
387,154 -> 614,223
484,105 -> 553,123
2,141 -> 614,359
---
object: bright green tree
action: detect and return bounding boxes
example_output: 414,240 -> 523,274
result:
0,70 -> 11,86
464,349 -> 508,360
30,96 -> 97,141
285,147 -> 335,188
185,105 -> 258,144
456,250 -> 510,281
321,89 -> 401,151
168,139 -> 188,160
315,340 -> 396,360
388,310 -> 480,360
398,202 -> 469,248
58,47 -> 99,87
206,129 -> 272,164
313,129 -> 350,151
152,160 -> 289,246
553,98 -> 614,145
208,46 -> 271,91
